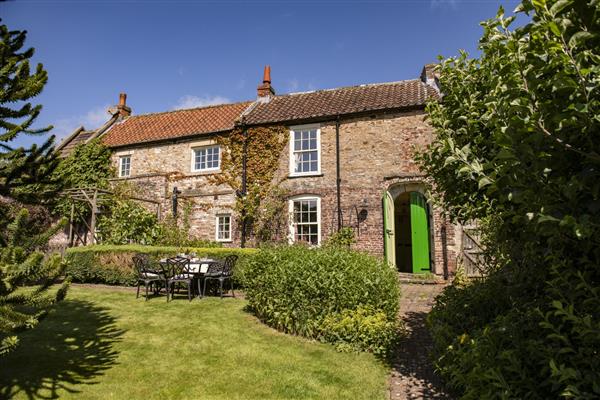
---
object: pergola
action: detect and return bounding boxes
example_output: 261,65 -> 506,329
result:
61,187 -> 162,246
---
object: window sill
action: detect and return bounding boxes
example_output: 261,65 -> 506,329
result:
287,173 -> 324,179
216,239 -> 233,243
190,169 -> 221,176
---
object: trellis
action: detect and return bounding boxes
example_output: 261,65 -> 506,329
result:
61,187 -> 162,246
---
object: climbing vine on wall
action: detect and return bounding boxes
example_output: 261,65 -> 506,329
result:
211,125 -> 288,244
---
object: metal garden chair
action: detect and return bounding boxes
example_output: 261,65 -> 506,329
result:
133,253 -> 165,301
202,255 -> 237,298
166,256 -> 194,302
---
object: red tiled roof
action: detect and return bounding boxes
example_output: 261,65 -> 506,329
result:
102,101 -> 252,147
100,79 -> 438,147
243,79 -> 438,125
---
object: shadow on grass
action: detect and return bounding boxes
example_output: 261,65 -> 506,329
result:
389,311 -> 452,399
0,299 -> 124,400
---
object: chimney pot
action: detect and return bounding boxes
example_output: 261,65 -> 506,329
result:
263,65 -> 271,84
257,65 -> 275,100
116,92 -> 131,118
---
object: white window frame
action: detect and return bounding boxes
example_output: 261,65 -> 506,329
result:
289,124 -> 321,177
191,145 -> 221,172
119,155 -> 131,177
215,214 -> 232,242
288,196 -> 321,245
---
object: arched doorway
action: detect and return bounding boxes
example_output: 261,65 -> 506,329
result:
383,186 -> 432,273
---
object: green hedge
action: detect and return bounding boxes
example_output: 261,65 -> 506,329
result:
64,245 -> 258,286
241,245 -> 401,356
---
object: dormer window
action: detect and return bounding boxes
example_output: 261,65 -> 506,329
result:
192,145 -> 220,172
119,155 -> 131,177
289,124 -> 320,176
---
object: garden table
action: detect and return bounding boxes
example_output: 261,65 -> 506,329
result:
159,257 -> 219,298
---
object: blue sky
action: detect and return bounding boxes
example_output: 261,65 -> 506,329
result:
2,0 -> 522,148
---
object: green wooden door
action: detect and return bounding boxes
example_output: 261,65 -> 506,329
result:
383,191 -> 396,268
410,192 -> 430,273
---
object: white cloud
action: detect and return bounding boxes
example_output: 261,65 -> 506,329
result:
171,95 -> 230,110
52,104 -> 111,141
430,0 -> 459,9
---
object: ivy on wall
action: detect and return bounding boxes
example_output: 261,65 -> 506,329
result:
211,125 -> 289,244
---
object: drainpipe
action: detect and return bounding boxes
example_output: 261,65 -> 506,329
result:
240,121 -> 248,248
336,115 -> 342,231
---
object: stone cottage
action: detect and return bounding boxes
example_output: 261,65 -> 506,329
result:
59,65 -> 460,277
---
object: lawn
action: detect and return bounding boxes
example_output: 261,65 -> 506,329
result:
0,286 -> 389,400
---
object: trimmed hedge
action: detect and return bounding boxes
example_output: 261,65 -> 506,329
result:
64,245 -> 258,286
241,245 -> 401,355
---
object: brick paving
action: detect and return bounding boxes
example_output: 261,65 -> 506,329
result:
388,283 -> 452,400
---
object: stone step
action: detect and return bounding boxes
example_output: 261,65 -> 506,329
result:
397,272 -> 447,285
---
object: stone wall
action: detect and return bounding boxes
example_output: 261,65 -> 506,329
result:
110,138 -> 238,246
272,110 -> 458,276
109,109 -> 459,275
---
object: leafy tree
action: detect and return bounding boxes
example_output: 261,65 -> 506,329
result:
0,21 -> 61,204
52,138 -> 114,218
420,1 -> 600,397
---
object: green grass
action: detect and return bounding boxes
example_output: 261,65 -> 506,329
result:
0,286 -> 388,399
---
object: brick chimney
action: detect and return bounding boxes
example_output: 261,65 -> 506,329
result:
257,65 -> 275,101
116,92 -> 132,118
420,64 -> 439,91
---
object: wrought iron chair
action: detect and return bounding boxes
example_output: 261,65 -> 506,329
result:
133,254 -> 165,301
166,256 -> 194,302
203,255 -> 237,298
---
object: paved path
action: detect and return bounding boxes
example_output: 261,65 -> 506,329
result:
388,283 -> 452,400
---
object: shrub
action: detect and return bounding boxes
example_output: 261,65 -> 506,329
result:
418,0 -> 600,396
320,306 -> 400,356
242,245 -> 401,355
323,227 -> 356,248
428,263 -> 600,399
64,245 -> 257,286
97,200 -> 161,245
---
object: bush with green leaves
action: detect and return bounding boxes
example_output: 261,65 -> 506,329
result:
419,0 -> 600,397
97,200 -> 161,245
242,245 -> 401,355
323,227 -> 356,248
320,306 -> 400,356
64,244 -> 257,286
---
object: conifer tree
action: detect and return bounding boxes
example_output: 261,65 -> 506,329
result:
0,20 -> 60,204
0,21 -> 68,356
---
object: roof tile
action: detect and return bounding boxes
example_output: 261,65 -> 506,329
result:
243,79 -> 438,125
102,101 -> 252,148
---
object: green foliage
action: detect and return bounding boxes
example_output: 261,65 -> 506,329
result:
152,202 -> 221,248
52,139 -> 113,217
0,209 -> 69,356
420,1 -> 600,397
320,306 -> 400,356
97,200 -> 160,245
64,245 -> 257,286
323,227 -> 356,248
212,126 -> 289,244
242,245 -> 401,355
0,21 -> 60,204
